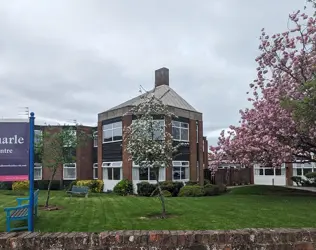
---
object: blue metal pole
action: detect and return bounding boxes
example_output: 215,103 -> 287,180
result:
28,112 -> 35,232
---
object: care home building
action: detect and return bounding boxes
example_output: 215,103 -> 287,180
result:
32,67 -> 209,192
96,67 -> 209,191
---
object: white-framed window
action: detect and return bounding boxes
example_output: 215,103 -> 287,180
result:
172,161 -> 189,181
102,161 -> 122,180
102,122 -> 122,143
63,163 -> 76,180
172,121 -> 189,142
132,162 -> 165,181
63,129 -> 77,147
34,130 -> 42,145
93,131 -> 98,147
131,119 -> 165,140
34,163 -> 42,180
293,162 -> 314,176
93,163 -> 98,179
254,164 -> 286,176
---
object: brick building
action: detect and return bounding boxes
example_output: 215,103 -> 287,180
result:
31,67 -> 209,192
97,67 -> 209,191
33,125 -> 97,187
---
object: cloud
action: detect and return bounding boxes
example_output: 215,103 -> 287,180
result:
0,0 -> 312,144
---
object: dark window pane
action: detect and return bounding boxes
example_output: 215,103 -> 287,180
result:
113,168 -> 121,180
172,121 -> 180,127
297,168 -> 302,176
103,130 -> 112,142
275,168 -> 281,175
113,128 -> 122,141
181,128 -> 189,141
265,168 -> 274,175
139,168 -> 149,180
304,168 -> 313,175
173,167 -> 181,180
107,168 -> 113,180
259,169 -> 264,175
181,122 -> 189,128
172,127 -> 180,140
150,168 -> 158,180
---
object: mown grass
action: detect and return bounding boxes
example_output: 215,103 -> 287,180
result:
0,185 -> 316,232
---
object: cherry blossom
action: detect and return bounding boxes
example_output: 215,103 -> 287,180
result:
210,9 -> 316,169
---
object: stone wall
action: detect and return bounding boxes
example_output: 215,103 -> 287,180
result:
1,229 -> 316,250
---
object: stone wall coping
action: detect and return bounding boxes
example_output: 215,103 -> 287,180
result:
1,228 -> 316,249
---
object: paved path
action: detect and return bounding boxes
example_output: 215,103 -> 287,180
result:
286,186 -> 316,193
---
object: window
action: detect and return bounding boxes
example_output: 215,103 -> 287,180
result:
34,163 -> 42,180
34,130 -> 42,145
264,168 -> 273,176
102,162 -> 122,180
153,120 -> 165,140
139,167 -> 157,181
63,163 -> 76,180
172,161 -> 189,181
93,163 -> 98,179
93,131 -> 98,147
275,168 -> 285,176
254,168 -> 263,175
172,121 -> 189,141
132,119 -> 165,140
63,129 -> 77,147
103,122 -> 122,143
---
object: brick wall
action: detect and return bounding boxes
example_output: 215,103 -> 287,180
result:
122,115 -> 132,180
1,229 -> 316,249
76,126 -> 94,180
189,119 -> 197,181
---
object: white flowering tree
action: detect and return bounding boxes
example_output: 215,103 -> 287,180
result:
124,91 -> 184,218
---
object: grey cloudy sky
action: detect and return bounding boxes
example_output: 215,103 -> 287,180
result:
0,0 -> 311,146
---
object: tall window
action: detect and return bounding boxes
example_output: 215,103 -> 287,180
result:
172,121 -> 189,141
93,163 -> 98,179
63,163 -> 76,180
93,131 -> 98,147
34,163 -> 42,180
102,122 -> 122,143
172,161 -> 189,181
102,162 -> 122,180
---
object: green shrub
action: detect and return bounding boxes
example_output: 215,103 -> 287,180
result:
204,184 -> 220,196
137,182 -> 157,196
291,176 -> 303,186
0,182 -> 12,190
178,185 -> 204,197
76,180 -> 104,193
185,181 -> 198,186
161,190 -> 172,197
160,181 -> 184,197
113,179 -> 134,196
12,181 -> 29,192
204,179 -> 211,185
218,184 -> 227,193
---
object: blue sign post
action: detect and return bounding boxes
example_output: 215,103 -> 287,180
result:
28,112 -> 35,232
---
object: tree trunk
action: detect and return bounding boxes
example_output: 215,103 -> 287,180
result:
45,167 -> 58,208
154,167 -> 166,218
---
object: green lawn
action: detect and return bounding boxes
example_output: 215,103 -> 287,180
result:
1,185 -> 316,232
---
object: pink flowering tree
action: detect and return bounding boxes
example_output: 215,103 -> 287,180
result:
210,7 -> 316,169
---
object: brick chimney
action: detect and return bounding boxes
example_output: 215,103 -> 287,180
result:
155,67 -> 169,88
